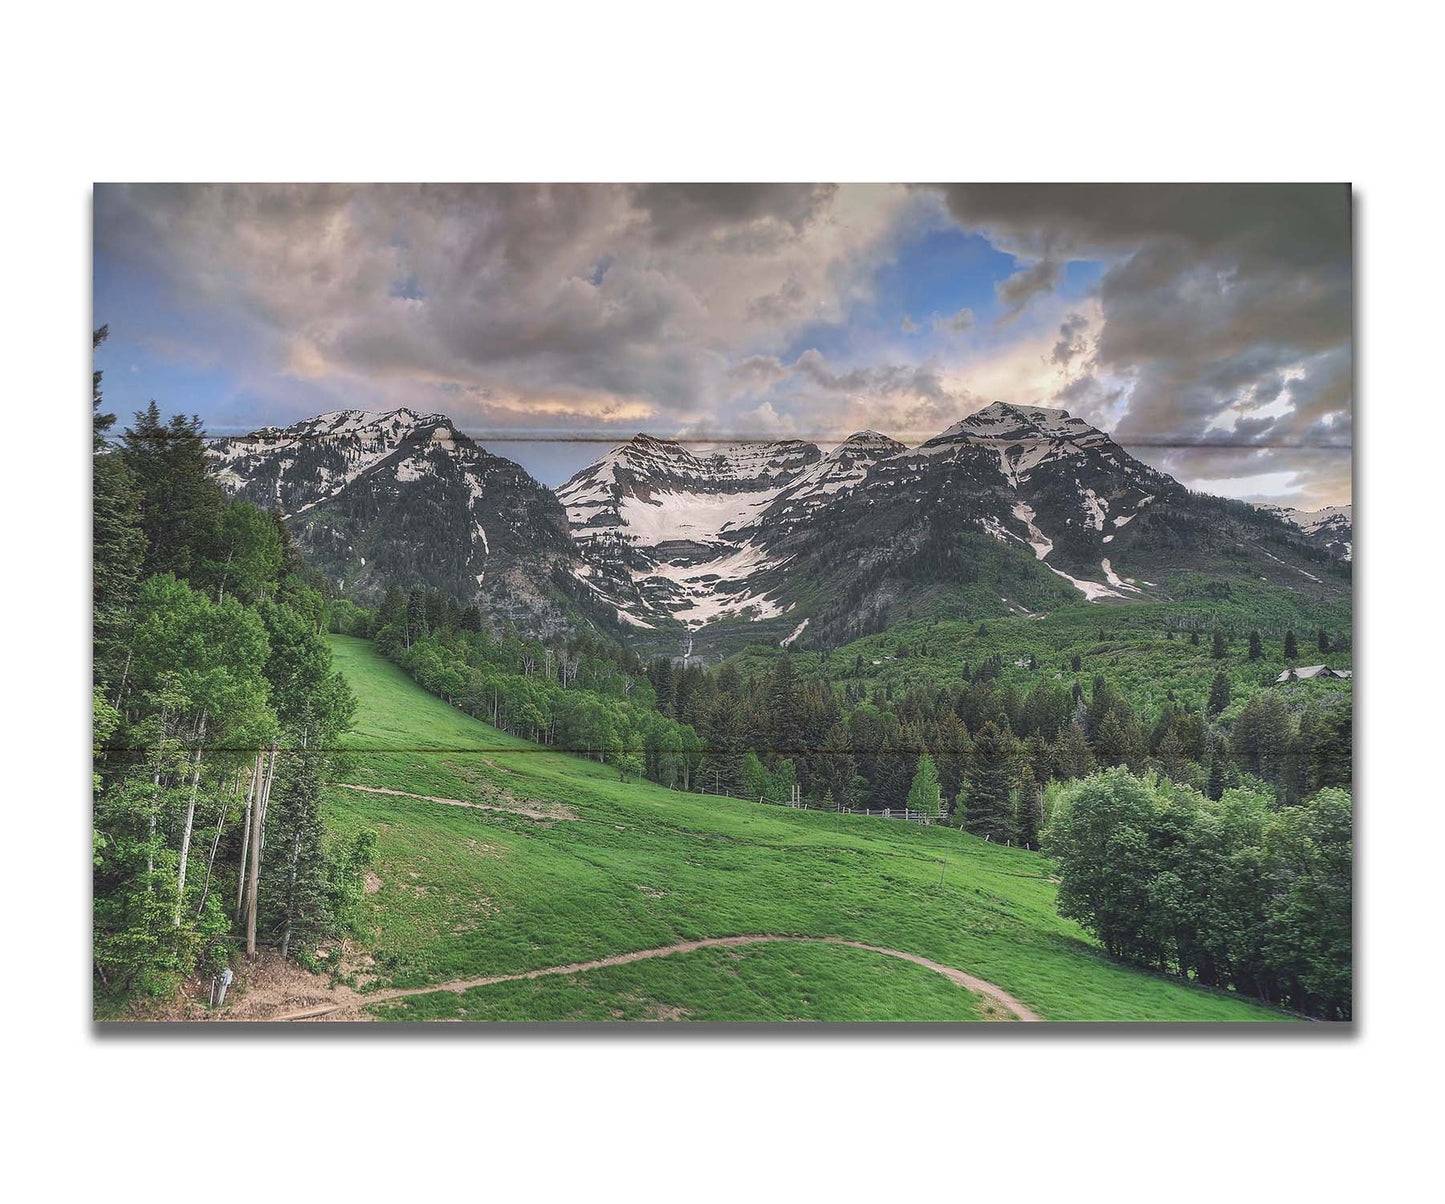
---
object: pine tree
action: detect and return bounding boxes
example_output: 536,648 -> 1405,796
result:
93,325 -> 114,449
905,754 -> 942,818
1049,722 -> 1095,780
1211,630 -> 1226,659
267,749 -> 328,961
121,402 -> 226,582
1248,630 -> 1263,661
1233,690 -> 1293,796
1189,631 -> 1200,647
1092,710 -> 1130,767
648,657 -> 675,716
92,343 -> 146,688
1318,628 -> 1331,654
1015,765 -> 1044,850
1206,755 -> 1226,801
405,589 -> 428,648
963,721 -> 1018,842
1157,729 -> 1189,782
770,654 -> 804,758
935,712 -> 970,799
820,719 -> 849,803
1207,670 -> 1232,716
1284,629 -> 1299,659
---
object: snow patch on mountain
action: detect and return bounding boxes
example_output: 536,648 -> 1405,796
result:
616,487 -> 779,545
1045,564 -> 1123,602
1101,558 -> 1142,594
1011,502 -> 1053,560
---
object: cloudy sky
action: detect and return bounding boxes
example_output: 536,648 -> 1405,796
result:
93,183 -> 1351,505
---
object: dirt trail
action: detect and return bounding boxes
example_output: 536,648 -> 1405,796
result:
330,782 -> 573,822
267,935 -> 1040,1022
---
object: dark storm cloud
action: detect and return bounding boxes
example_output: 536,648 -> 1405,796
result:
95,183 -> 912,431
996,256 -> 1064,314
632,183 -> 838,244
933,183 -> 1352,498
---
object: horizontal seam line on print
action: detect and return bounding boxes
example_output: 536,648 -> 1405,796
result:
101,744 -> 1307,755
109,432 -> 1354,452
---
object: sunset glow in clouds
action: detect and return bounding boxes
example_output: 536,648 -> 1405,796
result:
94,183 -> 1350,506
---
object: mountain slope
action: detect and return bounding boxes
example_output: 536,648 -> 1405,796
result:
561,402 -> 1349,657
209,409 -> 603,637
1257,504 -> 1353,561
555,435 -> 822,635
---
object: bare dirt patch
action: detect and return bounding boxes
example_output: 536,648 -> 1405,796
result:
140,952 -> 371,1022
330,781 -> 576,822
363,871 -> 383,894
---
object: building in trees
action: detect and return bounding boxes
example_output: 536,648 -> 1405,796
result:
1275,665 -> 1353,684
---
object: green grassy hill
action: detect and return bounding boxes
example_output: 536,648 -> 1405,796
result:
319,635 -> 1290,1021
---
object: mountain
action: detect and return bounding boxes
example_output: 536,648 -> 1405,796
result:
208,409 -> 606,638
554,435 -> 823,635
558,434 -> 820,556
560,402 -> 1350,657
206,403 -> 1350,658
1256,504 -> 1352,561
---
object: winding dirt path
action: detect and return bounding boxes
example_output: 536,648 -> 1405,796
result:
269,935 -> 1040,1022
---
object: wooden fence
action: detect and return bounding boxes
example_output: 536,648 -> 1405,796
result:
698,784 -> 945,826
754,794 -> 943,825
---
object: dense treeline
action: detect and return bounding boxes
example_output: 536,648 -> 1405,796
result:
339,586 -> 705,787
348,579 -> 1349,853
92,329 -> 371,1006
1046,770 -> 1351,1018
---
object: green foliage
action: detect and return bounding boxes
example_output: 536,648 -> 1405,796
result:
121,402 -> 227,583
1045,769 -> 1351,1018
93,396 -> 363,1010
205,502 -> 284,605
1207,670 -> 1232,716
964,721 -> 1018,842
906,753 -> 942,817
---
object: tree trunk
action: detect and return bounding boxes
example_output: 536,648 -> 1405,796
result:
234,755 -> 259,922
145,705 -> 169,882
193,774 -> 235,913
112,646 -> 132,711
172,710 -> 208,927
279,828 -> 302,960
246,743 -> 278,958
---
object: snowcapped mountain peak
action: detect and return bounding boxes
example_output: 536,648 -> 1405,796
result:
208,407 -> 580,631
836,429 -> 905,453
930,401 -> 1101,446
208,404 -> 478,519
300,407 -> 447,436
